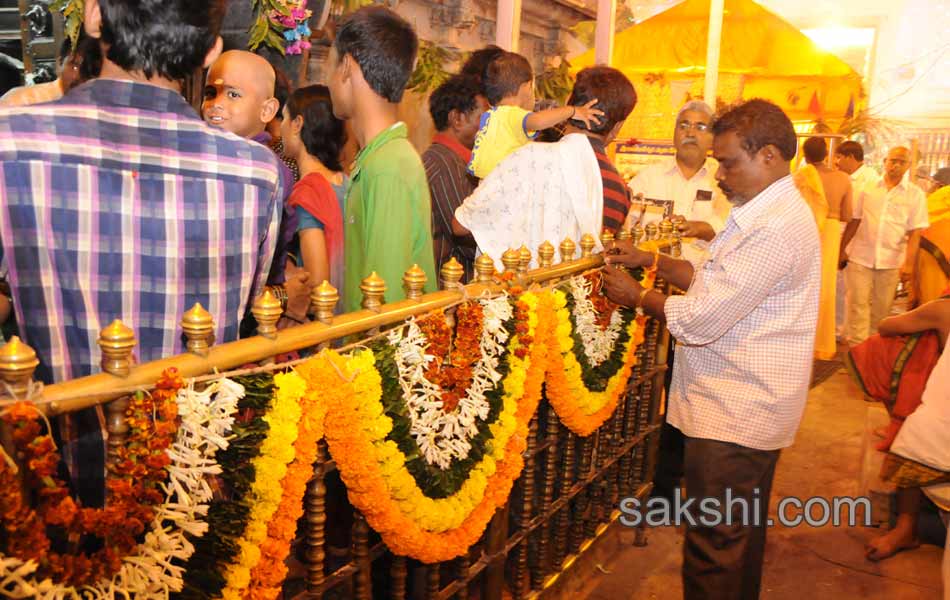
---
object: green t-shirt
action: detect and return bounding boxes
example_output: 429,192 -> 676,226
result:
343,122 -> 437,313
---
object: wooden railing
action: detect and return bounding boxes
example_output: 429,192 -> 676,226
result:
0,224 -> 680,600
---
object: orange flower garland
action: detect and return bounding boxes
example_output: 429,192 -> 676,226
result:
416,302 -> 486,413
545,290 -> 647,437
313,292 -> 551,563
0,369 -> 182,587
246,367 -> 327,600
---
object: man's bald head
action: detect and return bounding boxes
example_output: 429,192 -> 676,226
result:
883,145 -> 911,184
202,50 -> 279,138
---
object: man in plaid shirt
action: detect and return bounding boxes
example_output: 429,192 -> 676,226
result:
0,0 -> 285,507
604,99 -> 821,600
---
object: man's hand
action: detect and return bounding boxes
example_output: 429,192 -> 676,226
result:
604,240 -> 655,270
838,249 -> 849,270
675,218 -> 716,242
602,265 -> 643,308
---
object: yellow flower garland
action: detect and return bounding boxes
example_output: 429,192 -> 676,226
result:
545,289 -> 647,436
306,292 -> 550,563
219,371 -> 308,600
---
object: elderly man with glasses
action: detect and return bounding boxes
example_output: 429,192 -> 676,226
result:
623,100 -> 731,263
842,145 -> 929,345
621,100 -> 731,504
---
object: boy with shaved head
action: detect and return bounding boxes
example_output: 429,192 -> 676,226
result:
203,49 -> 311,324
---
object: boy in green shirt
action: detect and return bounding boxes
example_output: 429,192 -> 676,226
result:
327,6 -> 437,313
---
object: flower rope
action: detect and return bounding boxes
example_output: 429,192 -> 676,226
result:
0,377 -> 243,599
388,295 -> 512,469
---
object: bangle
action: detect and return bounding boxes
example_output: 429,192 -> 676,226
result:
637,287 -> 652,307
266,285 -> 288,310
570,106 -> 576,119
282,312 -> 307,325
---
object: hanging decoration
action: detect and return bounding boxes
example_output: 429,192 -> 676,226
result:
0,258 -> 661,582
250,0 -> 313,56
0,374 -> 243,599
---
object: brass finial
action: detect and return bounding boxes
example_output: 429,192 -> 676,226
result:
559,238 -> 576,263
403,264 -> 427,300
251,289 -> 283,339
441,257 -> 464,289
182,303 -> 214,356
475,254 -> 495,283
361,272 -> 386,311
0,336 -> 39,396
672,227 -> 683,258
538,241 -> 555,268
517,245 -> 532,275
632,223 -> 645,245
501,249 -> 520,273
600,229 -> 615,249
98,319 -> 136,377
580,234 -> 597,258
659,219 -> 675,240
616,228 -> 632,242
644,222 -> 658,241
310,280 -> 339,324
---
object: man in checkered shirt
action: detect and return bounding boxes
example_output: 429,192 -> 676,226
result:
604,99 -> 821,600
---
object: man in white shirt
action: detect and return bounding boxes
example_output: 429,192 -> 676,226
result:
842,146 -> 928,345
624,100 -> 730,263
832,140 -> 878,339
603,99 -> 820,600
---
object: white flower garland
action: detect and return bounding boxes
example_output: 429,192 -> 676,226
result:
388,295 -> 513,469
0,378 -> 244,600
568,275 -> 624,367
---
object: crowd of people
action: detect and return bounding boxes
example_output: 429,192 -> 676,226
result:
0,0 -> 947,598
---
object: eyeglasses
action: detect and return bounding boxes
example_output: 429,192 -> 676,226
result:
677,120 -> 710,132
885,158 -> 908,164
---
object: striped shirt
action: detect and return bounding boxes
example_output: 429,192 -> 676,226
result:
0,79 -> 285,506
588,136 -> 630,233
665,175 -> 821,450
423,134 -> 478,282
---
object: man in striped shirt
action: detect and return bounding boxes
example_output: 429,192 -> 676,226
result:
454,67 -> 636,265
0,0 -> 285,507
423,75 -> 485,282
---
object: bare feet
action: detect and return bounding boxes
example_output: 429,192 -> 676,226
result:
865,527 -> 920,561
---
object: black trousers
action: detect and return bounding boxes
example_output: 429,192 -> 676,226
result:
682,437 -> 780,600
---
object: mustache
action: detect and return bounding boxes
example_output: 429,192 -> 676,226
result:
681,137 -> 698,145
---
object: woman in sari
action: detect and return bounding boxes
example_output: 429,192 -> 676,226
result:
795,137 -> 853,360
280,85 -> 347,313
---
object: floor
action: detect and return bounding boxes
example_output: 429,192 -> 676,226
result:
581,366 -> 946,600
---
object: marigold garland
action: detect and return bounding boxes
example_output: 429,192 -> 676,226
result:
0,370 -> 182,588
219,372 -> 308,600
546,289 -> 646,436
0,375 -> 243,599
245,367 -> 327,600
311,291 -> 551,563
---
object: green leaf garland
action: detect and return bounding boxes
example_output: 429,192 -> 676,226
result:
174,374 -> 276,600
373,302 -> 516,498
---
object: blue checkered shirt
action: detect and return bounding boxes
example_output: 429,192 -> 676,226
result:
0,79 -> 285,505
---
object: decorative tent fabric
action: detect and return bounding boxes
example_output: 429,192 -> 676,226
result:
571,0 -> 864,139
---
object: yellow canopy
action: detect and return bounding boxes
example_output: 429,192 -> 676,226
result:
572,0 -> 864,139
